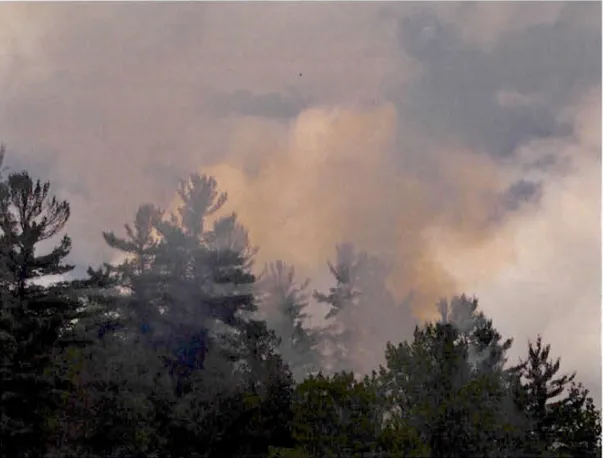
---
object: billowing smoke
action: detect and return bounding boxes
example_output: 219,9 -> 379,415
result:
159,101 -> 554,373
161,90 -> 600,381
444,89 -> 602,402
0,3 -> 599,396
170,103 -> 518,320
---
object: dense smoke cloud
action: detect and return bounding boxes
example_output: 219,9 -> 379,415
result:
0,3 -> 599,401
184,102 -> 517,322
454,89 -> 602,404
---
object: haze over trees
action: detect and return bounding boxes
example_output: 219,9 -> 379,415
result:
0,145 -> 600,458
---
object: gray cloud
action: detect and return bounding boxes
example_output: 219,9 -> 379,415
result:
501,180 -> 542,213
204,90 -> 309,119
391,3 -> 600,157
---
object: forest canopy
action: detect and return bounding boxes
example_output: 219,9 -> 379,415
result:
0,146 -> 600,458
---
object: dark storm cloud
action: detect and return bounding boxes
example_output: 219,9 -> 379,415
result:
392,2 -> 600,157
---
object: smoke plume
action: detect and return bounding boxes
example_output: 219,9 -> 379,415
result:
0,3 -> 599,396
168,103 -> 520,322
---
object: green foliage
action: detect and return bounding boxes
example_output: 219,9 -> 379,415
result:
380,296 -> 530,457
0,157 -> 93,457
378,417 -> 431,457
291,371 -> 383,457
1,154 -> 599,458
268,447 -> 312,458
517,335 -> 602,457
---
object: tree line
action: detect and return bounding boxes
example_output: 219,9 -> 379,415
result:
0,146 -> 600,458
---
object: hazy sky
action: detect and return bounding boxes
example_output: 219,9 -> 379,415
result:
0,2 -> 600,402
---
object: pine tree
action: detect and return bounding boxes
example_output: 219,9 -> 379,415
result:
314,243 -> 395,375
102,203 -> 165,339
98,174 -> 257,395
438,295 -> 515,375
381,295 -> 528,457
0,158 -> 85,457
59,204 -> 167,456
153,175 -> 257,393
518,335 -> 602,457
554,383 -> 602,458
257,260 -> 321,380
87,172 -> 295,457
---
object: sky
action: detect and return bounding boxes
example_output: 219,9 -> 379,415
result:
0,2 -> 600,403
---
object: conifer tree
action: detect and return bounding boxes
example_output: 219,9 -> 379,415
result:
0,152 -> 85,457
154,175 -> 257,391
314,243 -> 395,374
257,260 -> 321,380
381,296 -> 528,457
98,174 -> 257,393
518,335 -> 602,457
102,203 -> 165,338
84,172 -> 292,457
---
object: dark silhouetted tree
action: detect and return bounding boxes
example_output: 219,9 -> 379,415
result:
518,335 -> 602,457
380,295 -> 528,458
292,371 -> 383,458
0,156 -> 85,457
